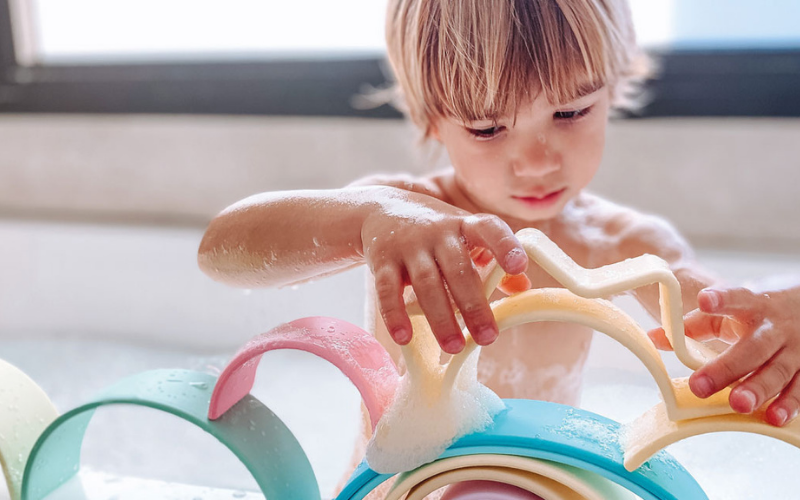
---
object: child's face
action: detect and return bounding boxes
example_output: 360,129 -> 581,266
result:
433,85 -> 611,223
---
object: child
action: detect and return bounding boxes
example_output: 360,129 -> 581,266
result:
198,0 -> 800,495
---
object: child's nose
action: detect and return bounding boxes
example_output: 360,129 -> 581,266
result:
512,137 -> 560,177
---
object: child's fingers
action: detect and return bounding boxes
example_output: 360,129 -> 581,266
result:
462,215 -> 527,275
689,322 -> 780,399
698,287 -> 763,318
469,247 -> 494,267
374,264 -> 413,345
648,309 -> 727,351
682,309 -> 747,344
405,254 -> 465,354
436,240 -> 498,346
766,374 -> 800,427
646,327 -> 674,351
498,273 -> 532,295
729,349 -> 800,415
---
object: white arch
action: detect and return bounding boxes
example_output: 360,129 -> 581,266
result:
482,228 -> 717,371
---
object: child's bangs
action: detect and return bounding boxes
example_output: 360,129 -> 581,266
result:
427,0 -> 631,123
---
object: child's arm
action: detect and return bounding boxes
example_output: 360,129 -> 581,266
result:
649,277 -> 800,427
198,183 -> 528,354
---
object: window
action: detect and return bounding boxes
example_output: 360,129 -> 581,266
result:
1,0 -> 799,117
630,0 -> 800,117
631,0 -> 800,50
28,0 -> 386,64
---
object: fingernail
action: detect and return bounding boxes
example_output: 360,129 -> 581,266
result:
775,407 -> 789,426
739,389 -> 757,413
701,289 -> 720,310
692,375 -> 714,398
477,327 -> 497,345
444,337 -> 464,354
394,328 -> 411,344
504,248 -> 526,270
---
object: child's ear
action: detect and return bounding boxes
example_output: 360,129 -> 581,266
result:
428,123 -> 442,142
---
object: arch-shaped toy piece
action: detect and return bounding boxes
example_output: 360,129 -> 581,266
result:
623,401 -> 800,471
482,228 -> 717,371
337,399 -> 708,500
21,369 -> 318,500
444,289 -> 735,423
406,464 -> 577,500
209,317 -> 399,430
0,359 -> 59,500
388,454 -> 636,500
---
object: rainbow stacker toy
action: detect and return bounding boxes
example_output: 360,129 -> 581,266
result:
6,229 -> 800,499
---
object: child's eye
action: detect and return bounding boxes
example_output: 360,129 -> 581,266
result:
467,125 -> 505,139
553,106 -> 593,121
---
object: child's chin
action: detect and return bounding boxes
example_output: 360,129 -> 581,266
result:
511,203 -> 564,222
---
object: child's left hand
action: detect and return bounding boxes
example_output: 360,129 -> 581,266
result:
648,277 -> 800,427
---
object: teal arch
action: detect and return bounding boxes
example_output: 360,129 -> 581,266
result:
21,369 -> 318,500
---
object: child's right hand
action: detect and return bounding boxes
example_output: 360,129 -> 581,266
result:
361,188 -> 528,354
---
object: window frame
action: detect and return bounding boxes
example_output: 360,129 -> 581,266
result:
1,0 -> 799,118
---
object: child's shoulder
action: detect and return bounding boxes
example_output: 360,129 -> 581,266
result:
562,192 -> 693,266
347,171 -> 451,203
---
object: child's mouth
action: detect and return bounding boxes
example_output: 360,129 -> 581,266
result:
512,188 -> 566,208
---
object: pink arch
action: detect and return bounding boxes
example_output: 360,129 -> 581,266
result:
208,317 -> 400,431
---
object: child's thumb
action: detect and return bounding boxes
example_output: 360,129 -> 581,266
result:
698,287 -> 759,316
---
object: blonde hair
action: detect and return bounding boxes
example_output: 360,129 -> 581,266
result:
385,0 -> 648,137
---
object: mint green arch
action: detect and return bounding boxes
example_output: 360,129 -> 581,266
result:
21,369 -> 318,500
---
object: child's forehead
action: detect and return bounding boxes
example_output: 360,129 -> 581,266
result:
440,77 -> 607,123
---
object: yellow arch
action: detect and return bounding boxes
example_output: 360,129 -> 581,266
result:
623,402 -> 800,471
393,228 -> 800,475
444,289 -> 735,422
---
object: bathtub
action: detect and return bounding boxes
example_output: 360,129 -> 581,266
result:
1,218 -> 799,499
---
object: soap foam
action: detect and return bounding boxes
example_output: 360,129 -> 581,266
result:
365,339 -> 505,474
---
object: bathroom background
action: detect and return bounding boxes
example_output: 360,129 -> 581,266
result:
1,0 -> 799,499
